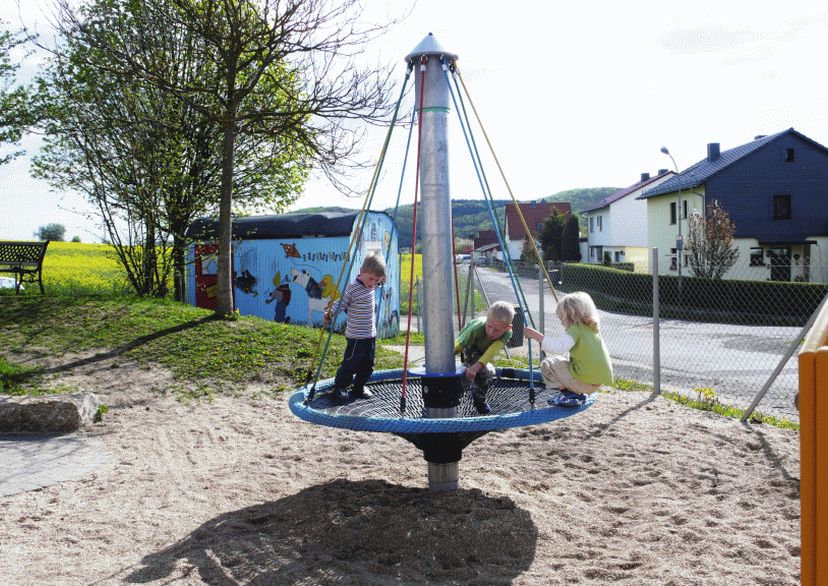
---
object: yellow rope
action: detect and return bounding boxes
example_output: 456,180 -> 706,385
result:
456,69 -> 560,303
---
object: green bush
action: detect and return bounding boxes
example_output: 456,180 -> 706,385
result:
558,263 -> 827,326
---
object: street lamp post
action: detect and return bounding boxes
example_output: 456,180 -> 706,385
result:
660,146 -> 683,280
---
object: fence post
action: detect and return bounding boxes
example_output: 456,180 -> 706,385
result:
538,264 -> 545,358
651,248 -> 661,397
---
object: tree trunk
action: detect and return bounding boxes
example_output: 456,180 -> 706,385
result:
216,119 -> 237,316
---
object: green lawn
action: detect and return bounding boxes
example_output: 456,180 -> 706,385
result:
0,294 -> 405,400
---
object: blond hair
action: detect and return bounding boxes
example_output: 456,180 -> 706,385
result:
361,254 -> 386,277
555,292 -> 600,331
487,300 -> 515,326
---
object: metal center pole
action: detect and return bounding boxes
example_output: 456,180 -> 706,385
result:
407,34 -> 460,492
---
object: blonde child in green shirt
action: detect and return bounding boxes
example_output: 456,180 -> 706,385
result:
524,292 -> 613,407
455,301 -> 515,414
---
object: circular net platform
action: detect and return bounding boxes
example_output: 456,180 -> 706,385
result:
289,368 -> 594,435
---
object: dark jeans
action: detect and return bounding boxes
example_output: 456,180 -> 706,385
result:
334,337 -> 376,393
461,347 -> 495,395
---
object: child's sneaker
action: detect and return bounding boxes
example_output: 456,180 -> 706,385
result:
350,387 -> 373,399
547,390 -> 586,407
332,388 -> 351,403
472,389 -> 491,415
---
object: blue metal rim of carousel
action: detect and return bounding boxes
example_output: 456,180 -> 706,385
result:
288,368 -> 595,434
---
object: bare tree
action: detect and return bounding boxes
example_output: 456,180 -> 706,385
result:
686,199 -> 740,279
55,0 -> 397,315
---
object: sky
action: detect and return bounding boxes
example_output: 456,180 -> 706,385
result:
2,0 -> 828,242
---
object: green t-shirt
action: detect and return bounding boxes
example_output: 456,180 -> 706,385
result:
454,316 -> 512,365
567,323 -> 614,385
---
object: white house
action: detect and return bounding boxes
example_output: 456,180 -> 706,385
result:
582,170 -> 674,272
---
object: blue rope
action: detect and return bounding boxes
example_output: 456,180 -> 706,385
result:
309,66 -> 413,400
448,65 -> 534,330
441,60 -> 536,391
376,92 -> 417,330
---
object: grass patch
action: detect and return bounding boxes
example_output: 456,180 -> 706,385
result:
0,356 -> 77,396
0,356 -> 39,395
0,294 -> 405,399
611,378 -> 799,431
382,331 -> 425,345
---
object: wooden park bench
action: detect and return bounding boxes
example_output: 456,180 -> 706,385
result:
0,241 -> 50,294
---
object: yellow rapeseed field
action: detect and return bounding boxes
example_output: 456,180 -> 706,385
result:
41,241 -> 130,295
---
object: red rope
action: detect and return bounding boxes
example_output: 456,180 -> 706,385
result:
450,212 -> 462,331
401,57 -> 428,407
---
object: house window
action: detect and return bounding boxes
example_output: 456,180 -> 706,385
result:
614,251 -> 623,262
589,217 -> 594,233
536,222 -> 543,231
785,148 -> 795,162
597,215 -> 603,231
749,248 -> 765,266
682,200 -> 688,219
669,248 -> 677,270
773,194 -> 791,220
670,202 -> 677,225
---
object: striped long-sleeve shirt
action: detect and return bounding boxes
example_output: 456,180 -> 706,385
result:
331,277 -> 376,339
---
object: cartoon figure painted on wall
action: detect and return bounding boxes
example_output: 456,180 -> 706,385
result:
265,272 -> 291,323
234,269 -> 258,296
281,243 -> 300,258
290,268 -> 339,325
379,284 -> 399,333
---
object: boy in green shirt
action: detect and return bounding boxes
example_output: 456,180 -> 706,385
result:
455,301 -> 515,414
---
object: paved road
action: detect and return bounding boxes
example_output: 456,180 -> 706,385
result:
465,265 -> 800,421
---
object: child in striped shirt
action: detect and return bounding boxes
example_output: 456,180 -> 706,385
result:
324,254 -> 386,402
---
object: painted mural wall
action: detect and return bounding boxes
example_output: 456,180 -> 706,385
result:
187,213 -> 400,338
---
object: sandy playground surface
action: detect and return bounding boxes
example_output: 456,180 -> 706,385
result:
0,351 -> 801,585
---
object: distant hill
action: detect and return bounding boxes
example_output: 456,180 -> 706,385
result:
293,187 -> 619,248
540,187 -> 619,213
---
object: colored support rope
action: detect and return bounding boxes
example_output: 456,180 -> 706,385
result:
455,68 -> 560,300
376,98 -> 418,333
441,59 -> 536,395
305,64 -> 413,401
400,55 -> 428,413
450,212 -> 462,331
446,62 -> 534,328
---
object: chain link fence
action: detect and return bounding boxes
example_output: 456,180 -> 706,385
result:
457,254 -> 828,424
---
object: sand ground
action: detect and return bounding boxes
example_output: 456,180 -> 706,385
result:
0,352 -> 800,585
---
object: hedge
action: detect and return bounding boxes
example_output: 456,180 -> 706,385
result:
557,263 -> 828,327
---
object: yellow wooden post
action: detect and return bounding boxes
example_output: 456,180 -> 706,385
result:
800,298 -> 828,586
815,347 -> 828,583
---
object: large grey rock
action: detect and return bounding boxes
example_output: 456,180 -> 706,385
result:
0,393 -> 101,433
